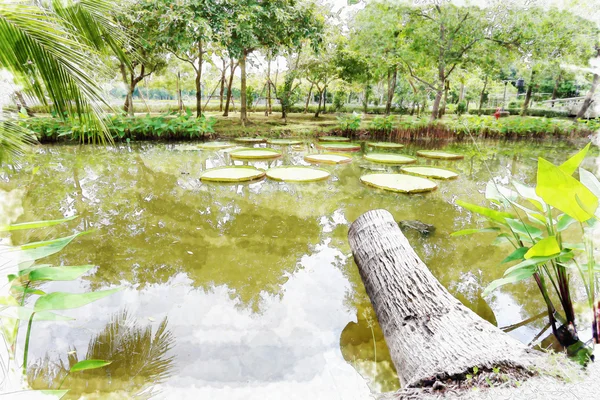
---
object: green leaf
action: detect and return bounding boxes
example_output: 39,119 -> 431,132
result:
450,227 -> 500,237
511,181 -> 546,212
559,143 -> 590,176
28,265 -> 94,282
504,256 -> 553,275
34,288 -> 122,312
579,168 -> 600,213
525,236 -> 561,259
506,218 -> 543,239
482,266 -> 537,296
456,200 -> 513,224
501,247 -> 529,264
0,306 -> 74,321
0,216 -> 76,232
485,182 -> 517,204
70,359 -> 112,372
536,158 -> 597,222
10,285 -> 47,296
557,214 -> 577,232
8,233 -> 85,263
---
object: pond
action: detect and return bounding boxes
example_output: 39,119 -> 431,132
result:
0,138 -> 595,398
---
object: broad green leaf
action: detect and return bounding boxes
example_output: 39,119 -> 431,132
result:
8,233 -> 85,263
506,218 -> 543,239
559,143 -> 590,176
512,181 -> 546,212
70,359 -> 112,372
29,265 -> 94,282
482,266 -> 537,296
0,216 -> 76,232
506,201 -> 547,225
501,247 -> 529,264
11,285 -> 47,296
525,236 -> 561,259
0,306 -> 74,321
536,158 -> 597,222
492,233 -> 514,246
456,200 -> 513,224
19,264 -> 53,276
34,288 -> 122,312
579,168 -> 600,198
556,214 -> 577,232
562,242 -> 586,251
504,256 -> 555,275
450,227 -> 500,237
485,181 -> 517,204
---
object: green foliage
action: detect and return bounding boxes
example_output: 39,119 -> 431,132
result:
69,359 -> 112,373
369,115 -> 396,135
454,144 -> 600,345
336,112 -> 361,132
456,101 -> 467,116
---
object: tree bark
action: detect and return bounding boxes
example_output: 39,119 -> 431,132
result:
304,83 -> 313,113
439,80 -> 450,118
430,89 -> 443,121
576,73 -> 600,119
521,70 -> 536,116
348,209 -> 542,388
176,71 -> 183,113
240,50 -> 248,123
195,40 -> 203,118
266,58 -> 272,116
219,58 -> 226,112
385,67 -> 397,115
14,91 -> 33,116
551,71 -> 562,104
223,60 -> 236,117
315,88 -> 323,118
479,75 -> 488,112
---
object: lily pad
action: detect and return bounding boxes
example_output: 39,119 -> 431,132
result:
200,166 -> 265,182
401,166 -> 458,180
367,142 -> 404,149
360,173 -> 437,193
266,166 -> 331,182
172,144 -> 202,151
235,137 -> 267,143
230,148 -> 282,160
416,150 -> 464,160
318,136 -> 350,142
317,142 -> 361,152
267,138 -> 303,145
364,153 -> 416,164
198,142 -> 235,150
304,153 -> 352,165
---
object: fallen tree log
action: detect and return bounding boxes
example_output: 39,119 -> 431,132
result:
348,209 -> 544,388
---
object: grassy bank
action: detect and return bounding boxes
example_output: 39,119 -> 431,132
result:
19,111 -> 600,143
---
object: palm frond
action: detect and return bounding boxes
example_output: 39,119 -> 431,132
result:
0,114 -> 36,165
0,0 -> 113,143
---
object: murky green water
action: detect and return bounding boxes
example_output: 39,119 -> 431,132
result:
0,138 -> 595,399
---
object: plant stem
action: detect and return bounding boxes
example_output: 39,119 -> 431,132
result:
57,371 -> 70,390
22,312 -> 35,376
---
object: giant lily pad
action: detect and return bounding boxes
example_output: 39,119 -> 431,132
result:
304,153 -> 352,165
201,166 -> 265,182
318,142 -> 361,152
401,166 -> 458,180
266,166 -> 330,182
416,150 -> 464,160
267,138 -> 303,145
172,144 -> 202,151
361,173 -> 437,193
230,148 -> 282,160
364,153 -> 416,164
235,137 -> 267,143
318,136 -> 350,142
367,142 -> 404,149
198,142 -> 235,150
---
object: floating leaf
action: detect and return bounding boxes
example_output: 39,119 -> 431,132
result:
416,150 -> 464,160
559,143 -> 590,176
455,200 -> 513,224
360,173 -> 437,193
525,236 -> 561,259
0,216 -> 76,232
28,265 -> 94,282
318,136 -> 350,142
367,142 -> 404,149
229,148 -> 282,160
267,138 -> 303,145
304,153 -> 352,164
450,227 -> 500,236
70,359 -> 112,372
364,153 -> 416,164
266,166 -> 330,182
197,142 -> 234,150
234,137 -> 266,143
401,166 -> 458,180
34,288 -> 122,312
200,166 -> 265,183
318,142 -> 361,152
536,158 -> 597,222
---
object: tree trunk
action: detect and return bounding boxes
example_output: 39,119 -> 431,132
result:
439,80 -> 449,118
576,73 -> 600,119
315,89 -> 323,118
219,58 -> 226,112
223,60 -> 236,117
322,86 -> 327,114
348,209 -> 543,388
195,40 -> 203,118
304,83 -> 313,113
551,71 -> 562,105
14,91 -> 34,116
266,58 -> 272,116
479,75 -> 488,112
385,67 -> 397,115
240,50 -> 248,123
521,70 -> 536,116
459,81 -> 465,102
176,71 -> 183,113
430,89 -> 443,121
363,84 -> 369,113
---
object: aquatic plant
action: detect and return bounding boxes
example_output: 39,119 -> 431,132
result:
369,115 -> 396,135
453,144 -> 600,351
336,112 -> 362,134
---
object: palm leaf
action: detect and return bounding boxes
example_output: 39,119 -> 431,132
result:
0,115 -> 36,164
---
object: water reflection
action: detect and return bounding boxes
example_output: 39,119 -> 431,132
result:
1,139 -> 595,396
